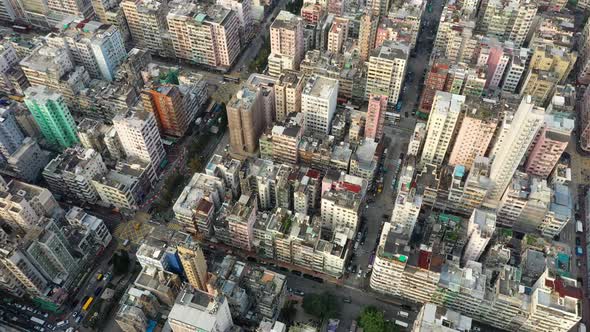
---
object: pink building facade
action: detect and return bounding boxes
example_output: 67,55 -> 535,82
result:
525,126 -> 570,178
449,114 -> 497,170
365,94 -> 387,142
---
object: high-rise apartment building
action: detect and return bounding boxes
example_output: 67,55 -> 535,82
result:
24,86 -> 79,150
46,0 -> 95,22
520,45 -> 577,105
260,113 -> 304,165
167,288 -> 233,332
19,45 -> 90,110
327,17 -> 348,54
419,61 -> 449,114
227,85 -> 268,157
365,40 -> 408,108
420,92 -> 465,166
366,0 -> 388,15
358,13 -> 378,61
269,10 -> 304,73
173,172 -> 224,234
274,71 -> 303,123
433,3 -> 477,65
0,42 -> 29,96
167,3 -> 241,69
43,147 -> 107,204
524,115 -> 573,178
448,98 -> 498,170
477,0 -> 537,47
487,96 -> 544,202
0,105 -> 24,164
25,218 -> 80,284
321,188 -> 362,233
6,137 -> 49,183
461,209 -> 496,265
141,85 -> 190,137
113,110 -> 165,183
501,48 -> 529,93
216,0 -> 253,42
0,178 -> 59,230
364,94 -> 387,142
301,75 -> 338,135
121,0 -> 172,58
177,243 -> 208,291
46,19 -> 126,81
0,231 -> 49,298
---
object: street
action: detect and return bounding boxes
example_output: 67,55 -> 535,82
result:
283,273 -> 417,330
345,0 -> 444,291
345,125 -> 411,291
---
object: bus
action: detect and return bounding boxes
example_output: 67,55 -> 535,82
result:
395,320 -> 409,328
30,316 -> 45,325
12,25 -> 30,33
82,297 -> 94,311
223,75 -> 240,84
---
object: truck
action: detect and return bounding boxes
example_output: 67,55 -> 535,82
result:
577,220 -> 584,233
30,316 -> 45,325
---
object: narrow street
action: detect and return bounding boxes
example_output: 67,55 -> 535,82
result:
345,0 -> 445,291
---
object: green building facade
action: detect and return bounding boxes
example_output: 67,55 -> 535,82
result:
24,86 -> 79,150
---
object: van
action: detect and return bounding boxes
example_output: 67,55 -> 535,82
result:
56,321 -> 66,327
398,311 -> 409,318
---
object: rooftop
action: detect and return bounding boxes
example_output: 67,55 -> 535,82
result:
371,40 -> 409,61
271,10 -> 302,30
302,75 -> 338,99
20,45 -> 71,74
173,173 -> 223,217
168,287 -> 227,330
44,147 -> 101,176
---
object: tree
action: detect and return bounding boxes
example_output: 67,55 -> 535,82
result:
249,37 -> 271,72
112,250 -> 130,275
302,292 -> 340,321
187,158 -> 202,174
358,306 -> 399,332
279,300 -> 297,325
286,0 -> 303,14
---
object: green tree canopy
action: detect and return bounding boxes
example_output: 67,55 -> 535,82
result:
302,292 -> 340,320
112,250 -> 130,275
358,306 -> 399,332
279,300 -> 297,325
